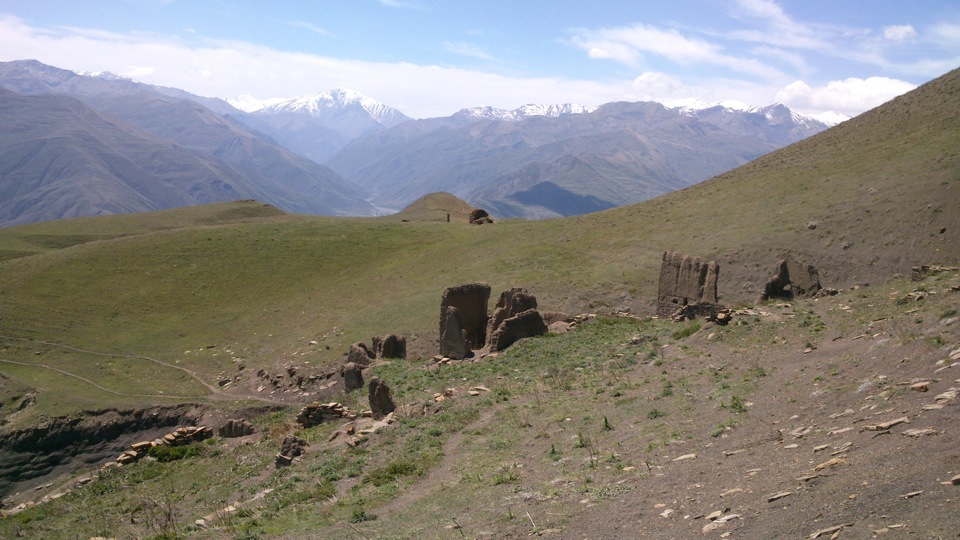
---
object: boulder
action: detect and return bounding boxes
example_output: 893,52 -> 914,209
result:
657,251 -> 721,318
760,254 -> 821,301
489,309 -> 548,351
342,362 -> 364,392
347,342 -> 375,367
296,402 -> 350,427
218,419 -> 256,438
368,376 -> 396,420
440,283 -> 491,354
372,334 -> 406,359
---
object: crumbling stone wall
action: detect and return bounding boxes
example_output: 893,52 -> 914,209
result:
440,283 -> 491,357
761,254 -> 821,301
657,250 -> 720,318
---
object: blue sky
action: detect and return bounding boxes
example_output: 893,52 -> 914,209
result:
1,0 -> 958,118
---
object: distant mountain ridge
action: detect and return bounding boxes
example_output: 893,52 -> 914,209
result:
0,60 -> 375,226
327,99 -> 832,218
0,58 -> 841,225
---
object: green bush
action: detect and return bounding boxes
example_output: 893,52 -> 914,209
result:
147,444 -> 204,463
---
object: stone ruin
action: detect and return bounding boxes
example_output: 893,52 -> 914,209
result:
218,419 -> 255,438
760,254 -> 821,301
657,250 -> 721,319
347,342 -> 375,367
439,283 -> 548,358
276,435 -> 308,467
372,334 -> 406,359
296,402 -> 353,428
114,425 -> 213,465
487,288 -> 548,352
469,208 -> 495,225
341,362 -> 364,392
440,283 -> 491,359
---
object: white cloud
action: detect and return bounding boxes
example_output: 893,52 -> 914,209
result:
775,77 -> 916,117
883,24 -> 916,41
443,41 -> 494,61
570,23 -> 783,80
287,21 -> 334,38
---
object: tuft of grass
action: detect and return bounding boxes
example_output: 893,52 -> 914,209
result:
671,323 -> 702,340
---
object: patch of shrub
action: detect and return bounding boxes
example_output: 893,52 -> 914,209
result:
147,444 -> 204,463
671,323 -> 702,340
362,459 -> 422,486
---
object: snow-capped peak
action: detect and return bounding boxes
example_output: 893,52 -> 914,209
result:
664,97 -> 752,113
226,94 -> 287,113
458,103 -> 595,121
254,89 -> 408,126
73,70 -> 134,83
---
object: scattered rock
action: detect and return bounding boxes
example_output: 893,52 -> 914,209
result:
864,416 -> 909,431
673,453 -> 697,462
218,419 -> 256,438
656,250 -> 721,319
368,376 -> 396,419
809,523 -> 853,539
768,491 -> 793,502
902,428 -> 938,438
814,457 -> 847,471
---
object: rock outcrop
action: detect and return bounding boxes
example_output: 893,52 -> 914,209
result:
372,334 -> 406,359
761,254 -> 821,301
368,377 -> 396,420
440,283 -> 491,358
342,362 -> 364,392
657,251 -> 721,319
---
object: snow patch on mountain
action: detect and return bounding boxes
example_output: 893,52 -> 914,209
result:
665,97 -> 846,127
227,94 -> 287,112
458,103 -> 595,121
255,89 -> 409,127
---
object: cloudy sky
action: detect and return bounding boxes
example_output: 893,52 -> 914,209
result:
1,0 -> 958,118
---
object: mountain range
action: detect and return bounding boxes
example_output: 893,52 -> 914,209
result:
0,59 -> 836,225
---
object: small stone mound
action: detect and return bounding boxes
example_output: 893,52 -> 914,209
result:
218,419 -> 255,438
657,250 -> 721,319
296,402 -> 352,428
760,254 -> 821,301
368,376 -> 396,420
114,425 -> 213,465
372,334 -> 406,359
276,435 -> 308,467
